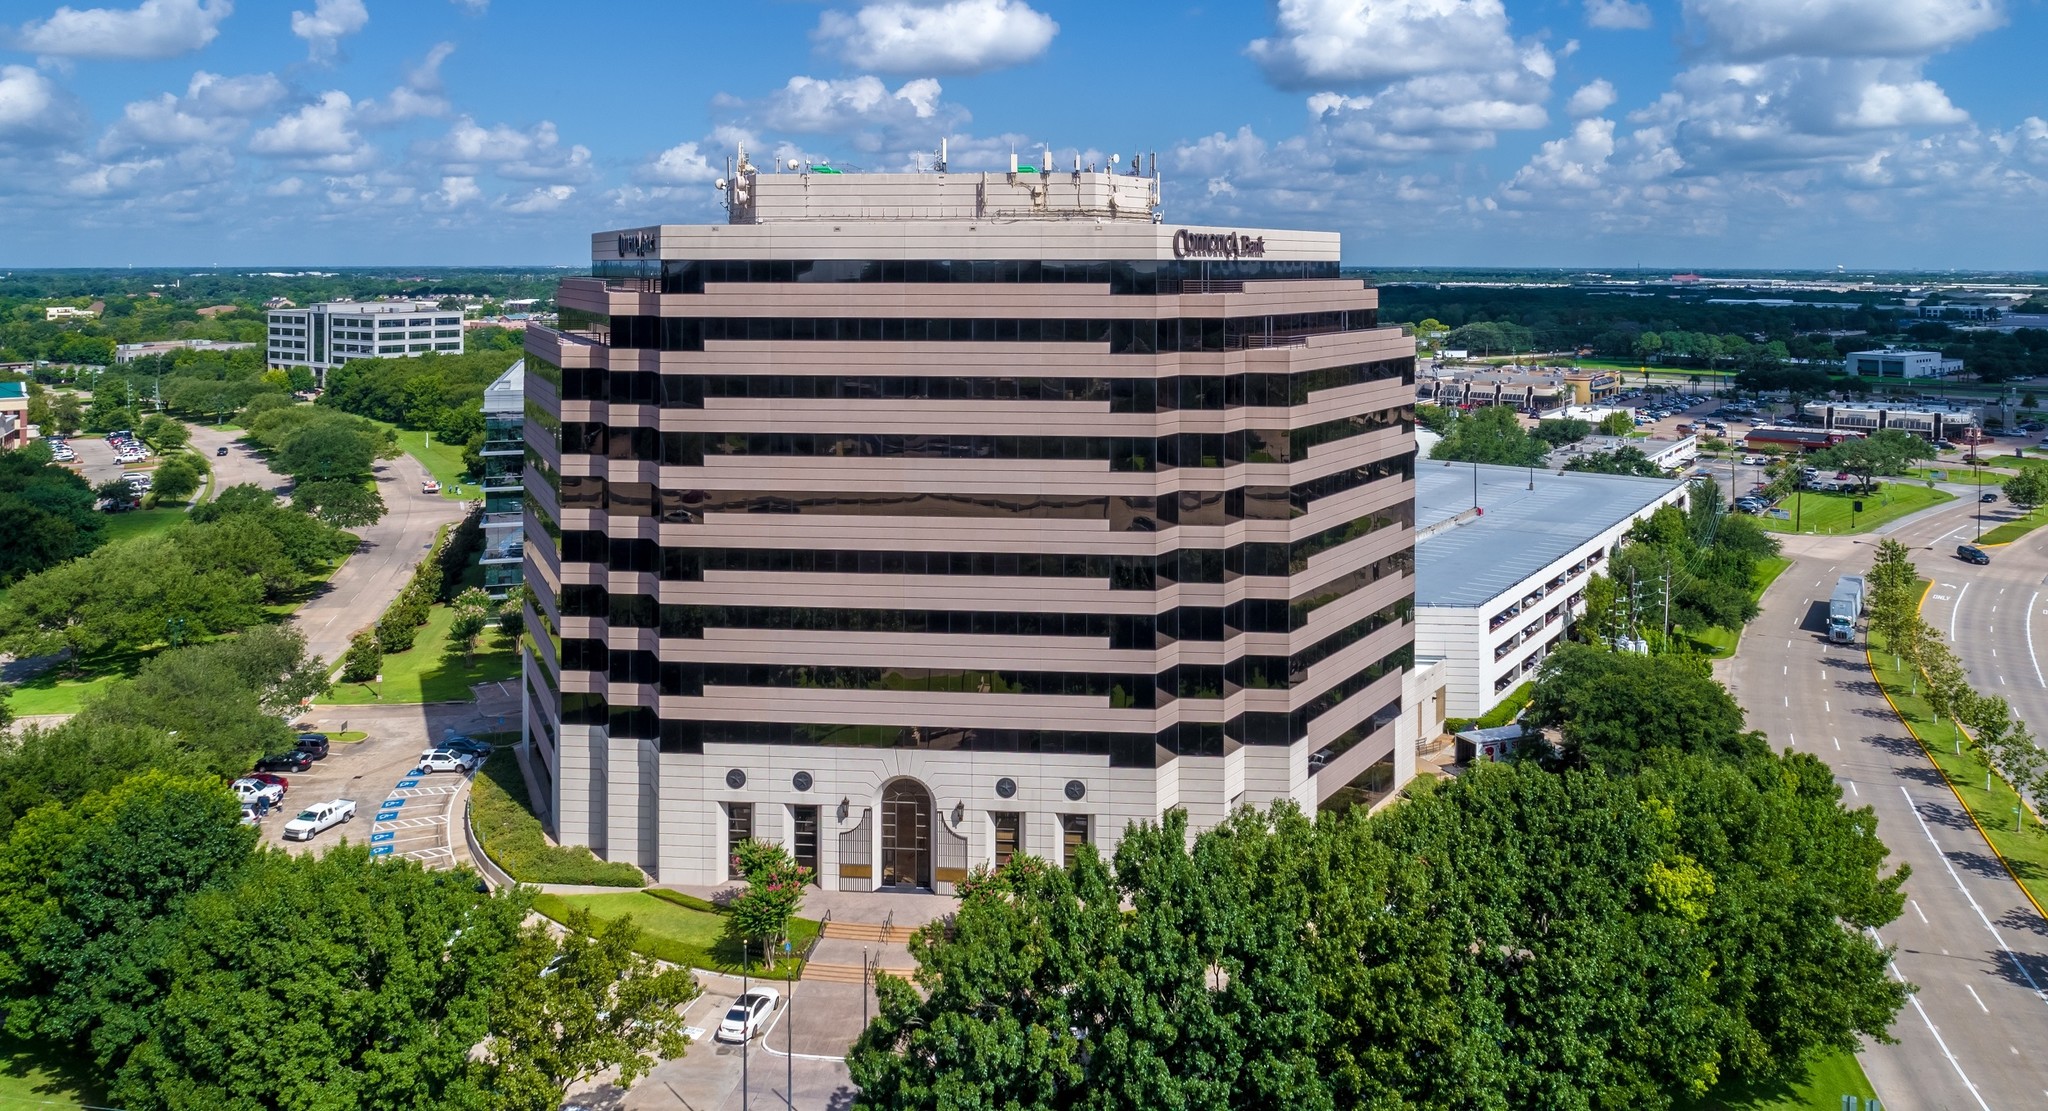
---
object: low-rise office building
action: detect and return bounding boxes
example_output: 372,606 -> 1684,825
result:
0,381 -> 28,449
267,300 -> 464,385
1415,463 -> 1687,717
1418,368 -> 1570,412
1800,400 -> 1978,440
1744,427 -> 1859,453
114,338 -> 260,364
1845,348 -> 1962,379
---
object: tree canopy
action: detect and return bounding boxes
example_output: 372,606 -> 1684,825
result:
1525,644 -> 1769,773
0,441 -> 103,586
1427,404 -> 1546,466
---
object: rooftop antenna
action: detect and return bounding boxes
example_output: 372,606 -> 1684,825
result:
1008,147 -> 1018,178
1042,144 -> 1052,177
936,137 -> 948,173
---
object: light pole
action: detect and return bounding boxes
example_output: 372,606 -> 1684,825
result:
741,939 -> 751,1111
1976,460 -> 1984,540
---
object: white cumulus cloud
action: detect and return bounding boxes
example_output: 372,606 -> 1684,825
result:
420,116 -> 591,180
10,0 -> 231,60
0,64 -> 87,144
649,140 -> 720,184
503,184 -> 573,213
1247,0 -> 1525,89
1682,0 -> 2004,61
1584,0 -> 1650,30
105,70 -> 284,152
815,0 -> 1057,75
713,75 -> 966,158
290,0 -> 367,61
1567,79 -> 1617,117
249,90 -> 373,171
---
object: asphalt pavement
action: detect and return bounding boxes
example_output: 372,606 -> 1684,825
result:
184,422 -> 286,499
1722,496 -> 2048,1109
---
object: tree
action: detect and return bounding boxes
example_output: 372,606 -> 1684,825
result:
292,478 -> 386,527
138,414 -> 189,454
340,627 -> 382,682
2004,467 -> 2048,512
449,588 -> 493,662
1428,404 -> 1546,466
0,772 -> 255,1064
1564,445 -> 1665,476
51,394 -> 82,435
497,586 -> 528,640
1532,417 -> 1591,446
1597,410 -> 1635,437
0,442 -> 104,585
110,847 -> 528,1111
1527,644 -> 1767,773
726,839 -> 813,969
1809,429 -> 1934,491
273,420 -> 377,482
148,454 -> 202,504
1865,539 -> 1921,668
477,910 -> 699,1110
1917,622 -> 1973,749
0,534 -> 264,661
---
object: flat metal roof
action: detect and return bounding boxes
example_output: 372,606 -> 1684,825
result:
1416,462 -> 1684,609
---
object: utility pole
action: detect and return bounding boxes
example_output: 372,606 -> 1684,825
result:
1662,558 -> 1673,644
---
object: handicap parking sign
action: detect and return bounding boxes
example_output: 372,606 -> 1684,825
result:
370,831 -> 394,843
370,845 -> 393,856
397,779 -> 421,788
381,797 -> 406,808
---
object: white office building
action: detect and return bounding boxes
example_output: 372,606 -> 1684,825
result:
1415,464 -> 1687,717
1845,349 -> 1962,379
266,300 -> 464,385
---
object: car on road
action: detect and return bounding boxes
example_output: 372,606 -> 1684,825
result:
246,771 -> 290,794
296,733 -> 331,760
421,479 -> 442,494
216,445 -> 229,456
256,749 -> 314,773
715,988 -> 781,1043
415,750 -> 480,774
1958,544 -> 1991,565
230,778 -> 284,807
1982,492 -> 1999,503
282,799 -> 357,841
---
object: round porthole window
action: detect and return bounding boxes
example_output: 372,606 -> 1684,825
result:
1064,779 -> 1086,801
725,768 -> 747,790
792,771 -> 813,792
995,777 -> 1017,799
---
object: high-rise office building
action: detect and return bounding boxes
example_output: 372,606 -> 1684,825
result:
521,154 -> 1418,891
266,300 -> 464,385
478,360 -> 526,598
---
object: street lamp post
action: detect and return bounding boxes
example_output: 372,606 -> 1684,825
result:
1976,461 -> 1984,540
741,940 -> 750,1111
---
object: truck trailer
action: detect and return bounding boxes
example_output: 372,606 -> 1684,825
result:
1828,574 -> 1866,644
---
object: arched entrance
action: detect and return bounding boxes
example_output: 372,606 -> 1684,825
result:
879,779 -> 933,890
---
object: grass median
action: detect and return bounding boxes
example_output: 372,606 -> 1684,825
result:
318,603 -> 520,705
468,748 -> 643,886
529,890 -> 820,981
1978,507 -> 2048,546
1868,620 -> 2048,918
1755,483 -> 1952,535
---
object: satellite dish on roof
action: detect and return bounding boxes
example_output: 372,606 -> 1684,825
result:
787,158 -> 801,171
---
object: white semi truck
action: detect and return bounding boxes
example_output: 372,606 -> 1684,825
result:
1828,574 -> 1866,645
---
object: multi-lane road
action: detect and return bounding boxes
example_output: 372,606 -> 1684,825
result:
1723,491 -> 2048,1109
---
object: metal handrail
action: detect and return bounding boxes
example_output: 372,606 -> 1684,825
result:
802,910 -> 831,963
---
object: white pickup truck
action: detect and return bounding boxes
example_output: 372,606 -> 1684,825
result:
282,798 -> 358,841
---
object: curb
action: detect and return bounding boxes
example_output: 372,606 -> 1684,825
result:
1863,586 -> 2048,926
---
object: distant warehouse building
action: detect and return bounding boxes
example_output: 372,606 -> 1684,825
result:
1743,427 -> 1859,454
1845,349 -> 1962,379
1415,463 -> 1688,717
266,300 -> 464,386
114,338 -> 259,364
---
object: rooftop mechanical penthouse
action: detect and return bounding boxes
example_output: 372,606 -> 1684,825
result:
521,150 -> 1420,892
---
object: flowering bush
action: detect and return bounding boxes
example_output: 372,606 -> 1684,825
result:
725,839 -> 813,969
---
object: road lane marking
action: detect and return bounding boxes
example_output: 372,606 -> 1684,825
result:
2001,675 -> 2008,685
1783,695 -> 1789,707
1825,700 -> 1831,712
1783,665 -> 1788,675
1968,984 -> 1991,1013
1912,898 -> 1928,923
1833,736 -> 1841,750
2029,590 -> 2044,688
1952,582 -> 1969,641
1848,780 -> 1859,796
1873,929 -> 1993,1111
1899,784 -> 2048,1003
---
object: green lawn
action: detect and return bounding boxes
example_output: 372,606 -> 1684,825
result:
1676,1049 -> 1875,1110
1870,615 -> 2048,914
1687,556 -> 1793,658
317,603 -> 519,705
100,506 -> 186,544
530,890 -> 820,980
0,1028 -> 104,1108
471,748 -> 644,886
356,417 -> 474,499
1756,483 -> 1953,535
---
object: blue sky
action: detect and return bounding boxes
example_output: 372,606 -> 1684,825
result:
0,0 -> 2044,269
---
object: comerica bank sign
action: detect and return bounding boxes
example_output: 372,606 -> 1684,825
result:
1173,230 -> 1268,260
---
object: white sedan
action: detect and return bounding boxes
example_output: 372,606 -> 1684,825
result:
715,988 -> 781,1043
283,798 -> 358,841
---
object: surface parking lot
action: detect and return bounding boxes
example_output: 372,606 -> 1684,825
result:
253,702 -> 502,867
